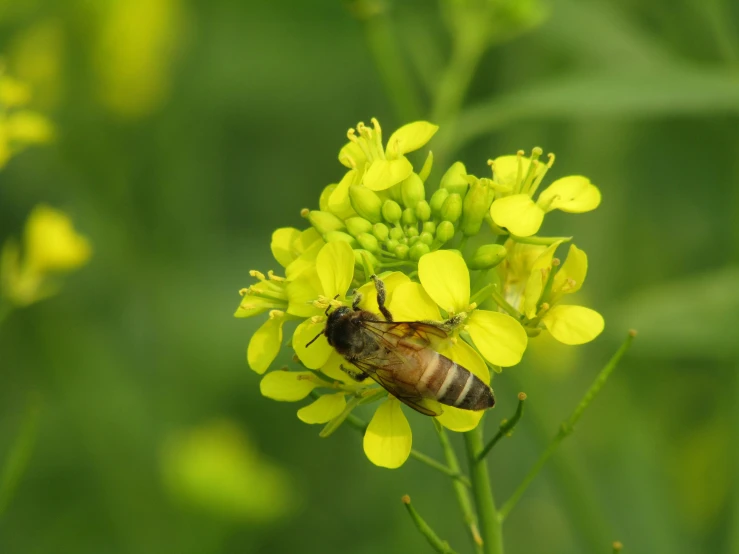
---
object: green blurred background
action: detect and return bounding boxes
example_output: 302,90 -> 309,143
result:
1,0 -> 739,552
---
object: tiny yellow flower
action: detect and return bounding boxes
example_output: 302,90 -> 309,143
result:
489,149 -> 601,237
0,205 -> 91,307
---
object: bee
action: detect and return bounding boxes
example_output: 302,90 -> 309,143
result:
307,275 -> 494,416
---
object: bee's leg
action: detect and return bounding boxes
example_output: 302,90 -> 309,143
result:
370,274 -> 394,321
340,364 -> 369,382
351,289 -> 363,311
422,313 -> 467,333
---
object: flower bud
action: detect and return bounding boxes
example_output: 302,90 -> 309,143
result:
440,161 -> 468,197
422,221 -> 436,235
319,184 -> 336,212
382,199 -> 402,224
357,232 -> 379,252
406,226 -> 419,238
401,208 -> 417,226
395,244 -> 410,259
415,200 -> 431,222
389,226 -> 405,241
440,193 -> 462,223
409,235 -> 419,246
373,222 -> 389,242
385,238 -> 399,251
409,242 -> 430,261
308,210 -> 345,234
419,231 -> 434,245
349,185 -> 383,223
436,220 -> 455,243
354,249 -> 378,268
467,244 -> 507,270
345,216 -> 373,237
401,173 -> 425,209
324,231 -> 357,246
461,177 -> 492,236
429,188 -> 449,218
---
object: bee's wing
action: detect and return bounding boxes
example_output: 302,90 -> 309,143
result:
352,320 -> 447,417
352,358 -> 443,416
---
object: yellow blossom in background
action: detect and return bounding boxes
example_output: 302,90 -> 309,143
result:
0,67 -> 54,169
160,420 -> 295,521
94,0 -> 185,118
0,205 -> 92,307
9,20 -> 65,109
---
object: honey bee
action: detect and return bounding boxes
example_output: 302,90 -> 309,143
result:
308,275 -> 494,416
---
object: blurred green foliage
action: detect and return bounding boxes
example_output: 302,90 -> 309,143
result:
1,0 -> 738,553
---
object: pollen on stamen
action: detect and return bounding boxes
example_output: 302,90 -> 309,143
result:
268,310 -> 284,319
347,128 -> 358,142
239,288 -> 249,296
300,208 -> 309,218
547,152 -> 556,167
309,315 -> 325,324
551,258 -> 561,267
517,392 -> 527,401
267,270 -> 285,282
401,494 -> 411,505
249,270 -> 266,281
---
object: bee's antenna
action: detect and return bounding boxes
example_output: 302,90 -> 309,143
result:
305,330 -> 324,348
324,294 -> 340,317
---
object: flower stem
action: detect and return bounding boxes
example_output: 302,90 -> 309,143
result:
499,331 -> 637,520
401,495 -> 459,554
434,421 -> 484,553
464,420 -> 504,554
359,5 -> 423,122
0,394 -> 41,516
511,235 -> 573,246
477,392 -> 527,462
344,413 -> 471,486
490,291 -> 521,319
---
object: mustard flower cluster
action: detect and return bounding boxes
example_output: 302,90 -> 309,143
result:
235,119 -> 603,468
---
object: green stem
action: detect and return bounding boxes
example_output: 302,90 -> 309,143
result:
0,394 -> 42,516
477,392 -> 527,462
431,35 -> 487,123
361,6 -> 423,121
464,420 -> 504,554
499,331 -> 637,520
434,421 -> 484,554
510,235 -> 573,246
490,291 -> 521,319
345,413 -> 470,486
402,495 -> 459,554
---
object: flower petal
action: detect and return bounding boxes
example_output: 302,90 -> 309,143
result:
436,407 -> 484,433
355,271 -> 410,314
294,228 -> 323,255
436,337 -> 490,384
489,194 -> 545,237
293,318 -> 332,369
553,244 -> 587,295
247,312 -> 286,374
386,282 -> 442,322
418,250 -> 470,314
270,227 -> 301,268
385,121 -> 438,158
363,159 -> 413,191
286,266 -> 323,318
316,241 -> 355,299
523,241 -> 562,318
467,310 -> 528,367
297,393 -> 347,424
541,305 -> 604,345
363,397 -> 412,469
339,140 -> 367,169
320,351 -> 357,384
260,371 -> 317,401
285,240 -> 323,281
537,176 -> 601,213
328,170 -> 359,219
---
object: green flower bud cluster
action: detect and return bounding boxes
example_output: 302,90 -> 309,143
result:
304,154 -> 505,269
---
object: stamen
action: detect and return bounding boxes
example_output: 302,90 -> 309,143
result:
267,270 -> 285,282
239,288 -> 249,296
528,151 -> 556,198
300,208 -> 309,218
521,147 -> 543,195
249,270 -> 266,281
370,117 -> 385,160
551,258 -> 561,267
268,309 -> 285,319
514,149 -> 524,193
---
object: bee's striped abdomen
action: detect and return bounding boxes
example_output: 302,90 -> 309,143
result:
418,351 -> 495,411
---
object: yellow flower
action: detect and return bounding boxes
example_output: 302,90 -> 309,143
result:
504,241 -> 604,345
489,149 -> 601,237
0,205 -> 91,307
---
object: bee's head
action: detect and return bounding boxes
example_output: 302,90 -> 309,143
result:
306,305 -> 352,349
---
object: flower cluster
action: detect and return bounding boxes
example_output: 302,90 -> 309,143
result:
0,67 -> 53,169
235,119 -> 604,468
